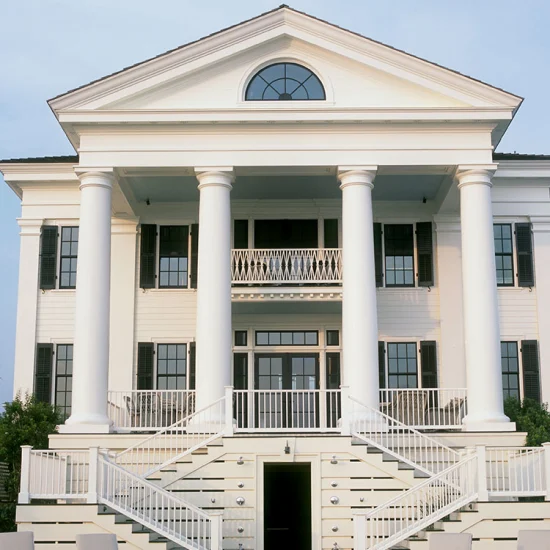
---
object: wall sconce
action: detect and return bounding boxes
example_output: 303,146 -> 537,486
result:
330,496 -> 339,505
284,440 -> 290,454
331,481 -> 338,487
238,481 -> 244,488
237,527 -> 244,534
331,525 -> 339,532
237,456 -> 244,465
331,455 -> 338,464
236,497 -> 245,506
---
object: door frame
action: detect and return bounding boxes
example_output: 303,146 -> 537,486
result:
256,454 -> 321,550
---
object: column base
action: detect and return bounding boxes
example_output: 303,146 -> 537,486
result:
463,412 -> 516,432
60,412 -> 113,434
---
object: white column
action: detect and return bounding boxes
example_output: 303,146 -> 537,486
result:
338,167 -> 379,413
194,168 -> 234,414
457,166 -> 513,431
62,171 -> 114,433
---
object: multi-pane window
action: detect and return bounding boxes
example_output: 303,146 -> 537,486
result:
159,226 -> 189,288
501,342 -> 520,400
494,224 -> 514,286
157,344 -> 187,389
384,225 -> 414,287
326,330 -> 340,346
55,344 -> 73,419
235,331 -> 248,346
387,343 -> 418,388
256,331 -> 318,346
59,227 -> 78,289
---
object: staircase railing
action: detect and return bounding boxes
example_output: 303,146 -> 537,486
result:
349,396 -> 460,475
354,453 -> 478,550
98,454 -> 222,550
114,396 -> 227,477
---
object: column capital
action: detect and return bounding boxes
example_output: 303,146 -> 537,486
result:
16,218 -> 44,236
456,164 -> 498,189
75,169 -> 116,190
195,167 -> 234,190
337,166 -> 378,190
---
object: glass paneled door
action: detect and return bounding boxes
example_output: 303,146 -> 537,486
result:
254,354 -> 319,429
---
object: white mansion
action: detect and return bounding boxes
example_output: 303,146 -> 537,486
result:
2,5 -> 550,550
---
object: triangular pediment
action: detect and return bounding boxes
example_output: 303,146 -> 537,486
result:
49,6 -> 521,120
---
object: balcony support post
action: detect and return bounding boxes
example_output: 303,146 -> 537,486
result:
338,167 -> 380,417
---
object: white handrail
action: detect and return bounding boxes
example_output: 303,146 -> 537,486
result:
107,390 -> 196,431
355,454 -> 478,550
231,248 -> 342,284
379,388 -> 467,429
233,389 -> 341,432
349,396 -> 460,475
114,397 -> 226,477
98,455 -> 221,550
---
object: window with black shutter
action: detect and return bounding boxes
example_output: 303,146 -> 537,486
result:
157,344 -> 187,389
387,342 -> 418,388
159,226 -> 189,288
373,223 -> 383,287
139,225 -> 157,288
416,222 -> 434,287
384,225 -> 415,287
521,340 -> 541,403
494,224 -> 514,286
516,223 -> 535,287
34,344 -> 53,403
420,341 -> 437,389
378,341 -> 386,389
55,344 -> 73,420
39,226 -> 58,290
501,342 -> 520,400
190,224 -> 199,289
137,343 -> 154,390
59,227 -> 79,289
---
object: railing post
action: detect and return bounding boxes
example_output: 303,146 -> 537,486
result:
225,386 -> 234,436
18,445 -> 32,504
353,513 -> 367,550
543,442 -> 550,501
340,386 -> 350,436
87,446 -> 99,504
475,444 -> 489,501
209,510 -> 223,550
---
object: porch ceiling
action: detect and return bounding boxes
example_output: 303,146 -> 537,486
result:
124,173 -> 447,204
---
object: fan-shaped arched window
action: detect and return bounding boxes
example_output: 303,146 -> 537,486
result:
245,62 -> 325,101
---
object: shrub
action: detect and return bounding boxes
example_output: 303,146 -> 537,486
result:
0,394 -> 61,532
504,397 -> 550,447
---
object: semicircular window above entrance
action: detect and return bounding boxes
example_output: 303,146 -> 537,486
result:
245,62 -> 326,101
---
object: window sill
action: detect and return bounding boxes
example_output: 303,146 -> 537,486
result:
142,288 -> 196,293
497,286 -> 535,292
47,289 -> 76,293
377,287 -> 434,292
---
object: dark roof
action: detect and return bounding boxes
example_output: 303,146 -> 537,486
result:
48,4 -> 522,104
494,153 -> 550,161
0,155 -> 79,164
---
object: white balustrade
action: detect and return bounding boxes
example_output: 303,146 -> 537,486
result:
486,446 -> 546,496
233,389 -> 341,432
231,248 -> 342,284
379,388 -> 467,429
107,390 -> 195,432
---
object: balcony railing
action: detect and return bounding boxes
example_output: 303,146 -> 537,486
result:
231,248 -> 342,285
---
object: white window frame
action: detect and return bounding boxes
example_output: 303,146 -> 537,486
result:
493,219 -> 532,289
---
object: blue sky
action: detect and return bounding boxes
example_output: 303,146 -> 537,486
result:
0,0 -> 549,406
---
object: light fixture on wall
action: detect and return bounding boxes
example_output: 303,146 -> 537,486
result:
237,456 -> 244,465
422,196 -> 427,204
284,441 -> 290,454
145,198 -> 151,206
331,455 -> 338,464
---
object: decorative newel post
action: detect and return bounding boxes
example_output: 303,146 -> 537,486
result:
475,444 -> 489,501
353,513 -> 367,550
18,445 -> 32,504
87,447 -> 99,504
542,442 -> 550,501
209,510 -> 223,550
225,386 -> 234,436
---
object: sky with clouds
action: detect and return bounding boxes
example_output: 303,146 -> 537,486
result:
0,0 -> 549,406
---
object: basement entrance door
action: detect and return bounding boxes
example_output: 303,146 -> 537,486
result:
264,463 -> 312,550
255,354 -> 319,429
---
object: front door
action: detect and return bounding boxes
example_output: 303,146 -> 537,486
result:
264,463 -> 312,550
254,354 -> 319,429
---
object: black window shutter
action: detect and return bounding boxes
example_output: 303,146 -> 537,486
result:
234,220 -> 248,249
324,219 -> 339,248
39,226 -> 58,290
137,343 -> 154,390
139,225 -> 157,289
516,223 -> 534,287
34,344 -> 53,403
189,342 -> 196,390
420,341 -> 438,388
374,223 -> 383,287
521,340 -> 541,402
378,341 -> 386,389
190,224 -> 199,289
233,353 -> 248,389
416,222 -> 434,287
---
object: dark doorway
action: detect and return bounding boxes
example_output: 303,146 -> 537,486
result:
264,463 -> 312,550
254,219 -> 318,248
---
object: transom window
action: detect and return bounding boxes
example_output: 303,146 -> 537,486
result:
157,344 -> 187,389
494,224 -> 514,286
159,226 -> 189,288
60,227 -> 78,289
384,225 -> 415,287
501,342 -> 520,400
245,63 -> 325,101
387,343 -> 418,388
55,344 -> 73,419
256,331 -> 318,346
